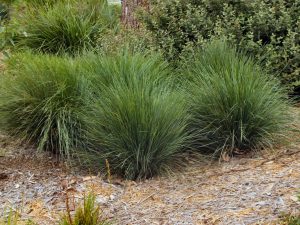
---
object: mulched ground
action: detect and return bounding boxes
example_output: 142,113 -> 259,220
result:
0,133 -> 299,225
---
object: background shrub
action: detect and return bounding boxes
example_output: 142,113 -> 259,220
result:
0,53 -> 92,158
142,0 -> 300,94
84,52 -> 190,179
184,40 -> 290,155
99,26 -> 156,56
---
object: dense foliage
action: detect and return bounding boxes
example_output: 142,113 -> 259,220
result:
2,0 -> 120,55
0,53 -> 92,158
84,52 -> 190,179
0,0 -> 294,180
184,41 -> 290,155
143,0 -> 300,93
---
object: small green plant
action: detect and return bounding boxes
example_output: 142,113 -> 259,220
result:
3,210 -> 19,225
0,52 -> 92,158
282,215 -> 300,225
60,193 -> 110,225
184,40 -> 291,155
280,193 -> 300,225
85,52 -> 190,179
0,209 -> 37,225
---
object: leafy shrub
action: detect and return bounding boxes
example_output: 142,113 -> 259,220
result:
5,0 -> 120,55
60,193 -> 110,225
99,26 -> 156,56
142,0 -> 300,93
0,53 -> 92,158
85,52 -> 190,179
184,40 -> 290,155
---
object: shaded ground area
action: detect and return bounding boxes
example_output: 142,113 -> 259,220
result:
0,134 -> 299,225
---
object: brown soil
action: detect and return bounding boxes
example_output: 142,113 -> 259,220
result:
0,133 -> 299,225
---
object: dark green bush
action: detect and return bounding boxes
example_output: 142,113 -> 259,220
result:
142,0 -> 300,93
184,40 -> 290,155
0,53 -> 92,158
4,0 -> 120,55
84,52 -> 190,179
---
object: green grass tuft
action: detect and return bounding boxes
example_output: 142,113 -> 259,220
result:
84,52 -> 191,179
60,193 -> 110,225
184,40 -> 291,155
0,209 -> 37,225
0,52 -> 92,158
13,0 -> 120,55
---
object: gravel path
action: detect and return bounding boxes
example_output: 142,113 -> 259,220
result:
0,135 -> 299,225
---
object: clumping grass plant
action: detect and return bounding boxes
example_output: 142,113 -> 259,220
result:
13,0 -> 120,55
0,52 -> 92,158
184,40 -> 291,155
85,52 -> 191,179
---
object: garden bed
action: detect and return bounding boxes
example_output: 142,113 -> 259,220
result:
0,1 -> 299,224
0,132 -> 299,225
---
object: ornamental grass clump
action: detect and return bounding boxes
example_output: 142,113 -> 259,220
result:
184,40 -> 291,155
85,52 -> 190,179
0,53 -> 92,158
15,0 -> 119,55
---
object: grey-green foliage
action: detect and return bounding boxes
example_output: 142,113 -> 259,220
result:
184,40 -> 291,155
3,0 -> 120,55
142,0 -> 300,92
0,53 -> 92,158
0,50 -> 191,179
84,52 -> 191,179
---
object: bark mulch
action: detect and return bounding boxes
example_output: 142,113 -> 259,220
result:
0,134 -> 299,225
